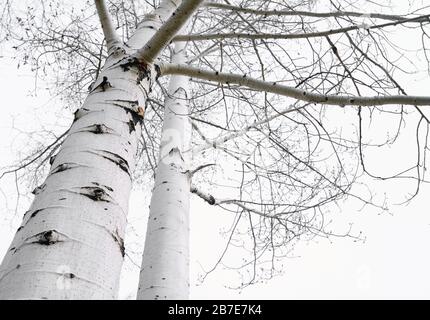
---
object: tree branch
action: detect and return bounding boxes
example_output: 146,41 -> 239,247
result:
173,14 -> 430,42
135,0 -> 205,64
203,2 -> 416,21
190,103 -> 307,155
160,63 -> 430,106
94,0 -> 121,53
190,185 -> 216,205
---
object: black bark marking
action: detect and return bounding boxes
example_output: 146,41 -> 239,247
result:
84,123 -> 114,135
90,182 -> 113,192
154,64 -> 161,80
17,226 -> 23,232
207,195 -> 216,205
30,208 -> 43,219
107,100 -> 143,128
73,107 -> 90,122
130,109 -> 143,126
91,76 -> 112,92
32,184 -> 46,195
109,99 -> 139,107
80,186 -> 110,202
49,154 -> 56,165
51,163 -> 77,175
35,230 -> 61,245
127,119 -> 135,133
119,57 -> 150,84
59,197 -> 67,200
168,147 -> 184,162
111,229 -> 125,257
96,150 -> 130,176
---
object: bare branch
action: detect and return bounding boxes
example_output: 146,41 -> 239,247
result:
190,184 -> 216,205
94,0 -> 122,53
173,14 -> 430,42
190,103 -> 307,155
161,63 -> 430,106
135,0 -> 205,64
203,2 -> 413,21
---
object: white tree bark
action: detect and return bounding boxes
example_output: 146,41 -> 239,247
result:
137,41 -> 191,300
0,0 -> 181,300
0,52 -> 145,301
135,0 -> 204,64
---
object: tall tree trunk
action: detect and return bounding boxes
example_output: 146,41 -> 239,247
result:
0,0 -> 180,300
137,41 -> 191,300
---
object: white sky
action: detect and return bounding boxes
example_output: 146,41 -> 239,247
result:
1,1 -> 430,300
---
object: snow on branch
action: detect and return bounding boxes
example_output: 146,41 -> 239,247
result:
203,2 -> 416,21
94,0 -> 121,53
135,0 -> 205,64
160,63 -> 430,107
173,14 -> 430,42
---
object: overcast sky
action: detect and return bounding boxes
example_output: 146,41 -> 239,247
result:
1,1 -> 430,299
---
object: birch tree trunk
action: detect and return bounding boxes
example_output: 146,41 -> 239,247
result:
0,0 -> 180,300
137,41 -> 191,300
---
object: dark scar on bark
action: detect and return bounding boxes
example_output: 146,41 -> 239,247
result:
119,57 -> 150,84
91,181 -> 113,192
49,154 -> 56,165
107,99 -> 143,127
79,186 -> 111,202
154,64 -> 161,80
207,195 -> 216,205
30,208 -> 43,219
129,109 -> 143,127
90,76 -> 112,93
111,230 -> 125,257
34,230 -> 61,245
84,123 -> 114,134
51,163 -> 77,175
127,119 -> 135,133
97,150 -> 130,176
32,184 -> 46,195
73,107 -> 90,122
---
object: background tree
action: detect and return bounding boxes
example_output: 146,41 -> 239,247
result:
0,0 -> 430,299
